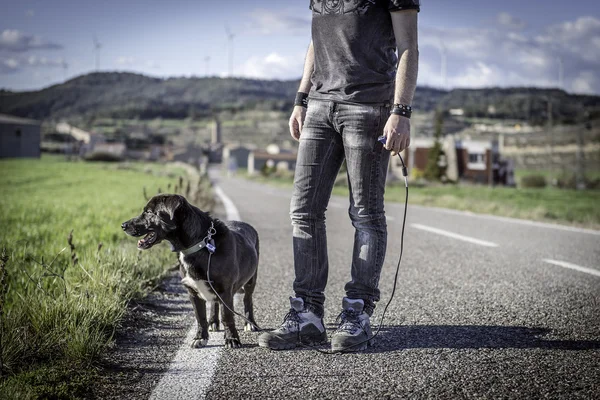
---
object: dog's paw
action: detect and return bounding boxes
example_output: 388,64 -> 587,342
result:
225,338 -> 242,349
191,338 -> 208,348
244,322 -> 259,332
208,322 -> 220,332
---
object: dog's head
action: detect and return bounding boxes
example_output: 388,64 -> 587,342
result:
121,194 -> 187,250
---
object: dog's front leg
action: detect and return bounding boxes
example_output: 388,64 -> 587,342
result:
208,301 -> 220,332
219,291 -> 241,348
187,289 -> 210,348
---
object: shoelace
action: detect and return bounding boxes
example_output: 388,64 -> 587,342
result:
335,310 -> 364,334
279,308 -> 302,332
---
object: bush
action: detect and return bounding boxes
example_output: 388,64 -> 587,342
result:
334,174 -> 348,187
84,151 -> 122,162
411,167 -> 425,181
520,174 -> 547,188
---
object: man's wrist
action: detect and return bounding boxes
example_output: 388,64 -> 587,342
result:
294,92 -> 309,108
390,103 -> 412,118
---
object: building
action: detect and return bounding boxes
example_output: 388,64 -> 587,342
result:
55,122 -> 105,155
248,149 -> 297,175
222,143 -> 257,170
0,114 -> 41,158
393,136 -> 501,184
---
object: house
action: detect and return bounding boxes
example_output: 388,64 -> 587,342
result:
248,146 -> 297,175
55,122 -> 105,155
394,136 -> 502,184
222,143 -> 257,170
0,114 -> 41,158
41,132 -> 82,154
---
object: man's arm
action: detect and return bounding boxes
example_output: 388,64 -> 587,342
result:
383,10 -> 419,155
289,41 -> 314,141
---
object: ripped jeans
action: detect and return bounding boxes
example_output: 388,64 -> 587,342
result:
290,99 -> 390,317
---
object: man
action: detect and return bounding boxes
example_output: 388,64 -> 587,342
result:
259,0 -> 419,352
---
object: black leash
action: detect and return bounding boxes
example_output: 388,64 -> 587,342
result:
206,150 -> 409,354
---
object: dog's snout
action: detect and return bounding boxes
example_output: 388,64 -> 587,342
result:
121,222 -> 128,230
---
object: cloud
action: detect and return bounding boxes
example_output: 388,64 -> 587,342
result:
115,56 -> 160,69
116,56 -> 136,66
0,29 -> 62,52
571,71 -> 598,95
1,58 -> 19,73
25,9 -> 35,18
26,55 -> 67,68
419,16 -> 600,94
497,12 -> 525,30
237,52 -> 303,79
0,55 -> 67,74
246,9 -> 310,35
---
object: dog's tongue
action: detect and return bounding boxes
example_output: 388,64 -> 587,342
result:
137,232 -> 153,248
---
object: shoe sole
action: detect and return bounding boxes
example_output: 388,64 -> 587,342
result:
331,337 -> 374,353
258,333 -> 328,350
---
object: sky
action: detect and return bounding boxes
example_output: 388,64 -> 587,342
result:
1,0 -> 599,94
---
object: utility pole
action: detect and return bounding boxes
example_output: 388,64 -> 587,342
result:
576,112 -> 589,190
545,96 -> 556,177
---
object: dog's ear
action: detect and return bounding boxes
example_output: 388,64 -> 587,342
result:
160,194 -> 186,222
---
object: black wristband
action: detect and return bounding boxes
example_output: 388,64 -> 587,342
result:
294,92 -> 309,108
391,103 -> 412,118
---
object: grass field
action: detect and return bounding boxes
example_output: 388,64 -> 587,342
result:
247,171 -> 600,230
0,155 -> 210,399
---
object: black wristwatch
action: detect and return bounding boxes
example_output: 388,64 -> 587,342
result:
391,103 -> 412,118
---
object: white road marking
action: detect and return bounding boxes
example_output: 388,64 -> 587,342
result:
411,223 -> 499,247
543,259 -> 600,278
407,204 -> 600,236
150,184 -> 241,400
149,325 -> 224,400
214,185 -> 241,221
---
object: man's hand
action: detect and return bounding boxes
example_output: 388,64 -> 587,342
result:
383,114 -> 411,156
289,106 -> 307,141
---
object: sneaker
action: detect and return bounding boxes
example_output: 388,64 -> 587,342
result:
258,297 -> 327,350
331,297 -> 374,352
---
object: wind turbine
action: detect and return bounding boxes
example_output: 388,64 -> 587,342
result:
93,35 -> 102,71
557,56 -> 564,90
225,25 -> 235,77
438,39 -> 448,90
61,58 -> 68,81
205,56 -> 211,76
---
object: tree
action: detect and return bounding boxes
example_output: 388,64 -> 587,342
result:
424,111 -> 446,181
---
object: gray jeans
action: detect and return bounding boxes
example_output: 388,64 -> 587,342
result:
290,99 -> 390,317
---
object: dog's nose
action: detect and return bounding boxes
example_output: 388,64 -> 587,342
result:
121,222 -> 128,230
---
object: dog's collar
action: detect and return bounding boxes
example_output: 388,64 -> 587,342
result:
179,221 -> 217,256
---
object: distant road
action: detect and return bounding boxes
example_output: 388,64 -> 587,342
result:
153,171 -> 600,399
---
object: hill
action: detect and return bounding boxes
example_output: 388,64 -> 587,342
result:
1,72 -> 598,124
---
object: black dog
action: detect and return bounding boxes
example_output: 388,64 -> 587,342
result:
122,194 -> 259,348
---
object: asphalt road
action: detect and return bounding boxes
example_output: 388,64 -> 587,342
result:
152,172 -> 600,399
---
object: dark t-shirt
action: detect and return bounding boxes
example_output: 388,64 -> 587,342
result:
308,0 -> 420,105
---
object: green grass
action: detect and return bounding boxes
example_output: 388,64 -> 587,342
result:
514,168 -> 600,183
246,171 -> 600,230
374,183 -> 600,229
0,155 -> 207,399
